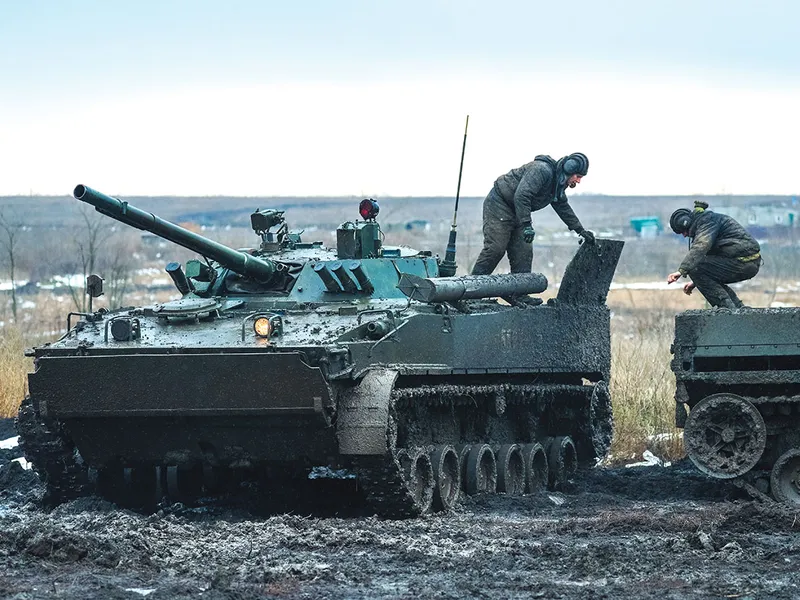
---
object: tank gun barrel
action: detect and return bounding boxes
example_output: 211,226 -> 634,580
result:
398,272 -> 547,303
74,184 -> 277,283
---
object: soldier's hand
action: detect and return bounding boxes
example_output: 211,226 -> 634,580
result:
522,226 -> 535,243
578,229 -> 595,245
683,282 -> 695,295
667,271 -> 682,284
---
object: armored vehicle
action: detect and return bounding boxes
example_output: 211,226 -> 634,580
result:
672,309 -> 800,505
18,184 -> 624,517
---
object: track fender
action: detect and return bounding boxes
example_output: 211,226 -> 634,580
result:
336,368 -> 398,456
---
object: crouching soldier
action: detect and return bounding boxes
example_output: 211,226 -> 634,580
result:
666,201 -> 761,308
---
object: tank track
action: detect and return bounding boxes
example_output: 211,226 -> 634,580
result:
16,396 -> 93,503
392,381 -> 611,461
355,405 -> 431,518
354,381 -> 611,518
356,452 -> 427,519
391,381 -> 590,406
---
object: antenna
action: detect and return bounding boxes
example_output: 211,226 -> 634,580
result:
438,115 -> 469,277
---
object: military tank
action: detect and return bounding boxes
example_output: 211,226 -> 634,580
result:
18,184 -> 624,517
672,309 -> 800,505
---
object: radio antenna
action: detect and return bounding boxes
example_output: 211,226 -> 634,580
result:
438,115 -> 469,277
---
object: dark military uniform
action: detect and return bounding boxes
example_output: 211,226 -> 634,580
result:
679,210 -> 761,308
471,155 -> 587,275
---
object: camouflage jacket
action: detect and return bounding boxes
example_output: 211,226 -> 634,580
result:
679,210 -> 761,275
491,155 -> 584,231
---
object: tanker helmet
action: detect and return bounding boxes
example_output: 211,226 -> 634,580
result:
670,208 -> 693,234
563,152 -> 589,176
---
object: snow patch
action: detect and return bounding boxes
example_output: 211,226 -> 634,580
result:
124,589 -> 156,597
12,457 -> 31,470
625,450 -> 671,468
0,436 -> 19,449
0,279 -> 29,291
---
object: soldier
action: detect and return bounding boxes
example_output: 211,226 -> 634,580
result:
471,152 -> 595,275
667,201 -> 761,308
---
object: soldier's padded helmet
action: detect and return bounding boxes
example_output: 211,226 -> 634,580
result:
563,152 -> 589,176
670,208 -> 693,234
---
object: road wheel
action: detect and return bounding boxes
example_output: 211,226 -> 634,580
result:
770,449 -> 800,506
494,444 -> 525,495
398,448 -> 434,514
464,444 -> 497,495
684,393 -> 766,479
522,442 -> 549,494
546,436 -> 577,491
430,445 -> 460,511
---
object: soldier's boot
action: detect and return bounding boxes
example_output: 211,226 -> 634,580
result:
715,297 -> 737,310
722,285 -> 746,308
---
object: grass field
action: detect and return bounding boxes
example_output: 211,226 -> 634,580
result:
607,290 -> 684,461
0,327 -> 28,419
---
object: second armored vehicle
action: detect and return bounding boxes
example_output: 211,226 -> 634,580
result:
672,308 -> 800,505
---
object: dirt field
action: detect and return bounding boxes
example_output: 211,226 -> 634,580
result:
1,419 -> 799,600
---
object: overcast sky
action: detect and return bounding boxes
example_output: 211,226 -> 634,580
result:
1,0 -> 799,197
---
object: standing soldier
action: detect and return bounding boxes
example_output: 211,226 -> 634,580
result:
471,152 -> 595,275
667,201 -> 762,308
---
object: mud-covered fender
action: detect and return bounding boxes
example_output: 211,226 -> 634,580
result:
557,239 -> 624,305
336,368 -> 398,456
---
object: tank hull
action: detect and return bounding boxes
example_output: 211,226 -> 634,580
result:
26,299 -> 611,461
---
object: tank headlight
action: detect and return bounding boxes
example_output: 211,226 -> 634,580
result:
242,314 -> 283,341
253,317 -> 272,338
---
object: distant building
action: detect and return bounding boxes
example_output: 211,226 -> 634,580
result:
141,232 -> 167,248
405,219 -> 431,231
716,205 -> 797,238
629,216 -> 663,238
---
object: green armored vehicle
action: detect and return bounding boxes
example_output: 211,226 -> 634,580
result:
18,184 -> 624,517
672,309 -> 800,505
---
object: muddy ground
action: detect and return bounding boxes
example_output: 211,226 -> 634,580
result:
0,418 -> 799,600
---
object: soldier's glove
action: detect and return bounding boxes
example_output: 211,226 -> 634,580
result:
522,226 -> 535,243
577,229 -> 596,245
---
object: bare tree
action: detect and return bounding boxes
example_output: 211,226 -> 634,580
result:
0,209 -> 24,321
102,234 -> 137,309
65,205 -> 116,312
